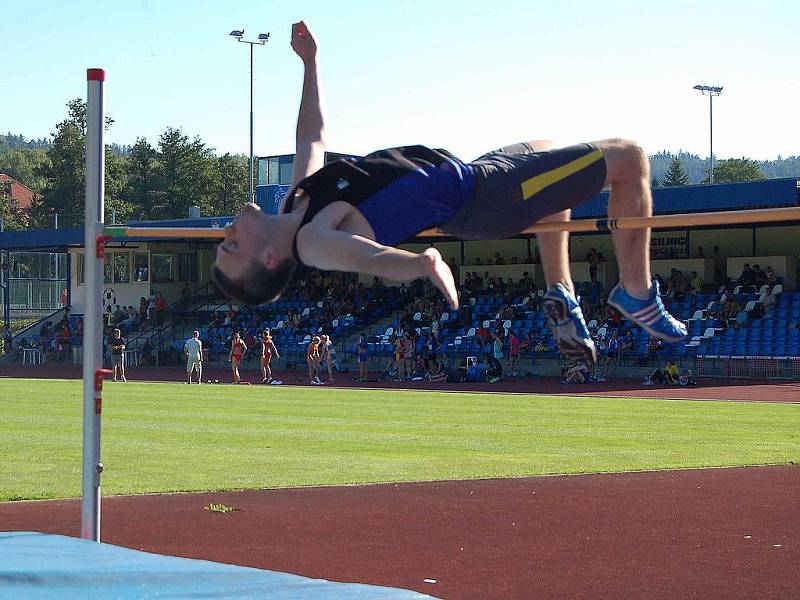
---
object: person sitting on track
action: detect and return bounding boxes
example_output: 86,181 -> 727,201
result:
210,21 -> 687,367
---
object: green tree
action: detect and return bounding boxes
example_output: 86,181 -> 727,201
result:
0,148 -> 48,192
125,137 -> 158,220
153,128 -> 216,219
661,157 -> 690,186
1,184 -> 26,231
704,158 -> 766,183
32,99 -> 124,228
214,153 -> 249,216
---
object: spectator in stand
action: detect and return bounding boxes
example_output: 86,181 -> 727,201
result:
475,323 -> 491,351
620,330 -> 635,356
752,264 -> 766,289
737,263 -> 756,291
712,246 -> 724,285
695,246 -> 705,258
762,286 -> 777,318
765,266 -> 777,286
139,297 -> 148,322
155,291 -> 167,322
690,271 -> 704,293
493,252 -> 505,265
646,336 -> 662,363
585,248 -> 602,284
484,353 -> 503,383
147,291 -> 156,320
727,296 -> 743,322
534,339 -> 548,352
109,328 -> 127,382
507,330 -> 521,376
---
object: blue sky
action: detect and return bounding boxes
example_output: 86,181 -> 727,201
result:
1,0 -> 797,160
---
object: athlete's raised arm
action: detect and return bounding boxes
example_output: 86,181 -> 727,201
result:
290,21 -> 325,187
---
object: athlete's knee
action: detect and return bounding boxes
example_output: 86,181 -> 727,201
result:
598,138 -> 649,181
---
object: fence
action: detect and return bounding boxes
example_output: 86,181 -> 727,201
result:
695,356 -> 800,381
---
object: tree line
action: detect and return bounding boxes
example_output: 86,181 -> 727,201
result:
0,100 -> 251,231
3,102 -> 800,231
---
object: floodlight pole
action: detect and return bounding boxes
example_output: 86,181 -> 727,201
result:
693,84 -> 723,183
230,30 -> 269,205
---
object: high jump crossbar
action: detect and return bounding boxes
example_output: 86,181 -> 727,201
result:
103,205 -> 800,240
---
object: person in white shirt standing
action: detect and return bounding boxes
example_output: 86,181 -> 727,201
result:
184,330 -> 203,384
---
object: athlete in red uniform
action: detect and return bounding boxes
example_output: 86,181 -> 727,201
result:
260,329 -> 280,384
229,332 -> 248,384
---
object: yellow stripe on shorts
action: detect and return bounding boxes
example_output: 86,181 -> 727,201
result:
520,148 -> 604,201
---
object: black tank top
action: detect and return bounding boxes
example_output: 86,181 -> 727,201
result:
283,146 -> 469,263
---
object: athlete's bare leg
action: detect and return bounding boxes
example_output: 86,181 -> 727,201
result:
523,141 -> 574,293
591,138 -> 652,298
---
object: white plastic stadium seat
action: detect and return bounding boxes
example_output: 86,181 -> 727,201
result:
440,312 -> 449,322
597,326 -> 608,339
503,319 -> 512,330
758,285 -> 769,294
413,312 -> 422,321
384,327 -> 394,337
773,284 -> 783,295
482,320 -> 491,328
302,307 -> 311,317
702,328 -> 716,339
690,310 -> 704,320
743,300 -> 756,313
733,285 -> 742,295
275,320 -> 284,329
466,327 -> 476,338
331,319 -> 339,328
587,319 -> 598,329
317,301 -> 324,308
454,336 -> 463,347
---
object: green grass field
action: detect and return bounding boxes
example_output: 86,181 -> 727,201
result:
1,378 -> 798,501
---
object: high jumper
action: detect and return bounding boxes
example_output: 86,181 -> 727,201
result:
209,21 -> 687,365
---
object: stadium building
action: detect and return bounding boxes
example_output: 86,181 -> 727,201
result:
1,154 -> 799,378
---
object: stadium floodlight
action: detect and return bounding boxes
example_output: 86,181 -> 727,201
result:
693,83 -> 724,183
229,29 -> 270,204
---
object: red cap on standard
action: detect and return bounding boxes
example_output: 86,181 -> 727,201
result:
87,68 -> 106,81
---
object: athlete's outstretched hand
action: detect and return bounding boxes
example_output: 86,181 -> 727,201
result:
421,248 -> 459,311
291,21 -> 317,63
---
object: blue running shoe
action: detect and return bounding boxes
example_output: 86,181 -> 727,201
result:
542,283 -> 597,365
608,280 -> 688,342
